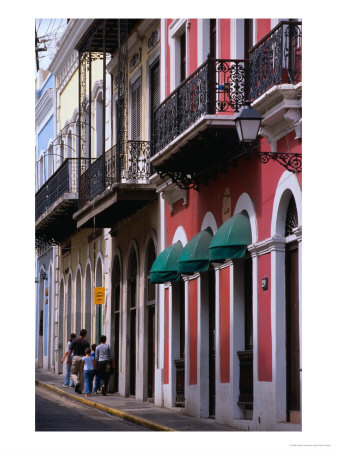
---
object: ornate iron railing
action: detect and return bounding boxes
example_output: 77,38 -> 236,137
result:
35,158 -> 79,221
79,140 -> 152,208
249,21 -> 302,100
153,58 -> 248,155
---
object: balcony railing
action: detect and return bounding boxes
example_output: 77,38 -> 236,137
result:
153,58 -> 248,155
35,158 -> 80,221
249,21 -> 302,100
79,140 -> 152,208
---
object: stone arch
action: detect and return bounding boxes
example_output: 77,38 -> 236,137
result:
126,240 -> 139,396
172,225 -> 188,246
201,211 -> 218,235
271,172 -> 302,237
234,192 -> 258,243
84,260 -> 93,343
48,261 -> 54,369
66,269 -> 73,341
75,264 -> 82,335
58,275 -> 65,373
94,252 -> 104,342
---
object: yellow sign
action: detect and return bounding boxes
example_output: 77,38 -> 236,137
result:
94,287 -> 105,305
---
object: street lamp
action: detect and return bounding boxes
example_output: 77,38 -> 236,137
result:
234,101 -> 302,174
235,101 -> 262,143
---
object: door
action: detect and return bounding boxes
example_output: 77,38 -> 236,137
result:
128,251 -> 137,396
147,305 -> 155,398
286,242 -> 300,422
112,261 -> 120,393
209,270 -> 216,417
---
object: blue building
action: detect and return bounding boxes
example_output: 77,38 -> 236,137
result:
35,70 -> 57,369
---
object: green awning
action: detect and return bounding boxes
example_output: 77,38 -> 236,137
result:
209,212 -> 252,261
150,241 -> 183,284
178,227 -> 213,274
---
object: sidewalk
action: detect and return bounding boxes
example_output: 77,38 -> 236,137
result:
36,368 -> 239,432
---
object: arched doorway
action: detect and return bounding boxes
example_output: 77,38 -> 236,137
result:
75,268 -> 82,335
48,265 -> 53,369
111,255 -> 121,393
285,194 -> 300,423
37,269 -> 45,368
128,248 -> 137,396
145,239 -> 156,400
66,273 -> 72,342
58,279 -> 65,374
85,264 -> 92,343
95,258 -> 103,343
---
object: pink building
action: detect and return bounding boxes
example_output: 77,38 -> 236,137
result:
150,19 -> 302,431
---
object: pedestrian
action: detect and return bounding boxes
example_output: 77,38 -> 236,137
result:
67,328 -> 90,394
61,333 -> 76,387
81,347 -> 97,397
95,335 -> 114,396
91,344 -> 100,394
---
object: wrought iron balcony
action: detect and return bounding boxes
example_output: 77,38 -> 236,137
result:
153,58 -> 248,156
79,140 -> 152,208
35,158 -> 86,246
35,158 -> 79,221
249,21 -> 302,101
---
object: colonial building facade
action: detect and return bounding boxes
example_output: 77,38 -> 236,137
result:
35,18 -> 302,431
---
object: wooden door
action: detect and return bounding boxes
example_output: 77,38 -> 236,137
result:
147,305 -> 155,398
286,242 -> 300,421
209,270 -> 216,417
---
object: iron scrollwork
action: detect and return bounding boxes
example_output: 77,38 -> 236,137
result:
249,21 -> 302,101
255,151 -> 302,173
153,58 -> 248,156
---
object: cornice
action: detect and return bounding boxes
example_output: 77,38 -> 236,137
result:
253,83 -> 302,152
49,19 -> 94,76
248,235 -> 286,257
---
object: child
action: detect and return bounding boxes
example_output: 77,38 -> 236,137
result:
91,344 -> 100,394
81,347 -> 97,397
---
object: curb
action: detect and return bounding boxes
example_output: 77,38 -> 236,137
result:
35,380 -> 175,432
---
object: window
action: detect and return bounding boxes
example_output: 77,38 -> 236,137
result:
131,78 -> 141,140
150,61 -> 160,140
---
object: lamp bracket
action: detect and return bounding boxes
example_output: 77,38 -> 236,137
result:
253,151 -> 302,173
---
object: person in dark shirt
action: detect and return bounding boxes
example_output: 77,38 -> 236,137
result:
67,329 -> 90,394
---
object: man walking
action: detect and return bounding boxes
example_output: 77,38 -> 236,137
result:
67,329 -> 90,393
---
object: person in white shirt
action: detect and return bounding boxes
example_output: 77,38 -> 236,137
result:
95,335 -> 114,396
61,333 -> 76,387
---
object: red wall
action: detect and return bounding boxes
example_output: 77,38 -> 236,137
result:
219,267 -> 230,383
188,278 -> 198,385
220,19 -> 231,59
256,19 -> 271,42
257,253 -> 272,381
164,287 -> 169,384
189,19 -> 198,74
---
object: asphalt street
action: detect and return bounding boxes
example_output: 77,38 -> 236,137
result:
35,386 -> 149,432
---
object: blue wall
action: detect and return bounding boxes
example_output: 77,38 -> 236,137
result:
36,74 -> 54,99
37,116 -> 54,158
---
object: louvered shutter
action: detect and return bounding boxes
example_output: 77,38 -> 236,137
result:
150,62 -> 160,139
131,78 -> 141,140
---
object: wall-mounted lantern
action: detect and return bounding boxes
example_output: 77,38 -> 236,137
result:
235,101 -> 262,144
234,101 -> 302,173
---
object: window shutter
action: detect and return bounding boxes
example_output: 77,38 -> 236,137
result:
131,78 -> 141,140
150,61 -> 160,139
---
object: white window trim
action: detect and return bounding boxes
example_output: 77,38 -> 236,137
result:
169,19 -> 187,91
